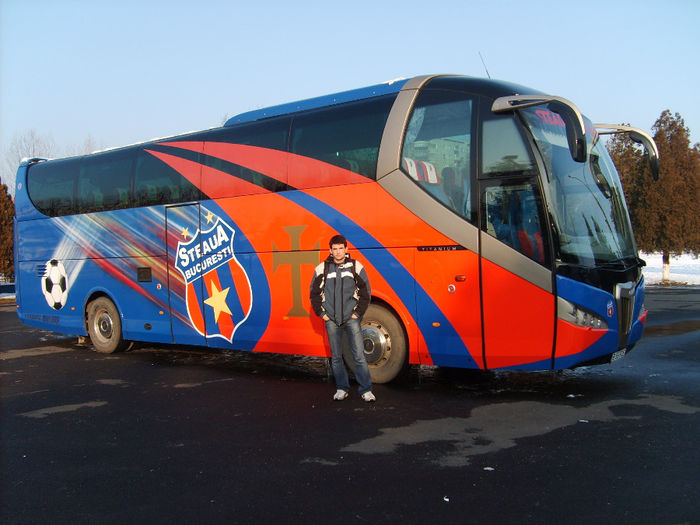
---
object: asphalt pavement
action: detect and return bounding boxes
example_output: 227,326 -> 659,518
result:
1,288 -> 698,524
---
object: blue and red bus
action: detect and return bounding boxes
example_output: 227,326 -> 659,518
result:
13,74 -> 659,383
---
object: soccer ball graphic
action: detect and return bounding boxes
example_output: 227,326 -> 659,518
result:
42,259 -> 69,310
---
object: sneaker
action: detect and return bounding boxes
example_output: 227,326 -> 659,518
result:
333,389 -> 349,401
361,391 -> 376,403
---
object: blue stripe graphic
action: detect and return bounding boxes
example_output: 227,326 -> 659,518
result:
282,190 -> 477,368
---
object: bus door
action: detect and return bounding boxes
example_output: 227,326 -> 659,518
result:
166,204 -> 207,345
479,179 -> 555,370
476,110 -> 556,370
166,203 -> 252,347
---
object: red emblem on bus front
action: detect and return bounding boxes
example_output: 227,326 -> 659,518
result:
175,210 -> 252,343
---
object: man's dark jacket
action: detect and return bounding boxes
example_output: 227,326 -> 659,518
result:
309,254 -> 370,325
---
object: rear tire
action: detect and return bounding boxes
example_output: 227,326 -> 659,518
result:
343,304 -> 408,384
86,297 -> 128,354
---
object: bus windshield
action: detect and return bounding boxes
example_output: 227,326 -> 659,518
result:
520,108 -> 637,267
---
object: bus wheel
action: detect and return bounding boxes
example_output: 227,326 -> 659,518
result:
86,297 -> 128,354
343,304 -> 408,384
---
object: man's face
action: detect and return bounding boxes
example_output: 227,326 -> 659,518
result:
330,243 -> 347,263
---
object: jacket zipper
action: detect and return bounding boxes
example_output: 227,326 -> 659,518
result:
339,261 -> 344,323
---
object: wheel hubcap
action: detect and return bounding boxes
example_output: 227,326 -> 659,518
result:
362,321 -> 391,366
96,311 -> 113,340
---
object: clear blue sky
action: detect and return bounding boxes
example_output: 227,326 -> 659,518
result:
2,0 -> 699,178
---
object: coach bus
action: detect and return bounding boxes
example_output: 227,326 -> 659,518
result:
13,74 -> 659,383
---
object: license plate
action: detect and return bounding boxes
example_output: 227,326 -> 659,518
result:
611,349 -> 626,362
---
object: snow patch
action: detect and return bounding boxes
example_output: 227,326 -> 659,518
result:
641,252 -> 700,285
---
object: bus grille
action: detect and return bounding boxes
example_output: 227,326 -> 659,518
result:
615,281 -> 636,349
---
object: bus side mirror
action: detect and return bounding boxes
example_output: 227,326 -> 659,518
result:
629,131 -> 660,181
595,124 -> 660,181
548,101 -> 587,163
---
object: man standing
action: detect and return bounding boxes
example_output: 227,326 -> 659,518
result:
310,234 -> 375,402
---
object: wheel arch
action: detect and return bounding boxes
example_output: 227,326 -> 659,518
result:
369,293 -> 420,365
83,289 -> 123,332
83,288 -> 129,339
348,297 -> 410,383
84,291 -> 131,353
368,295 -> 408,343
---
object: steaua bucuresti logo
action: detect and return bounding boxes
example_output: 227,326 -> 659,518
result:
175,209 -> 253,343
42,259 -> 69,310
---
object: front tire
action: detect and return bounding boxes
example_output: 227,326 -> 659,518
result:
343,304 -> 408,384
86,297 -> 128,354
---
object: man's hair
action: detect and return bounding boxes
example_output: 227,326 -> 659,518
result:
329,234 -> 347,248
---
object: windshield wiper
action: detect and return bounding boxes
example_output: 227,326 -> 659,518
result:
594,258 -> 640,271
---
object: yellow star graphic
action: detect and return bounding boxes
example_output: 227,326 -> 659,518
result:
181,227 -> 190,239
204,281 -> 231,322
204,210 -> 215,224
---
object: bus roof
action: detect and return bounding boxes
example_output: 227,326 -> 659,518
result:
224,78 -> 410,126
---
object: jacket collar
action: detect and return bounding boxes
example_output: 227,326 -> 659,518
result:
325,254 -> 351,265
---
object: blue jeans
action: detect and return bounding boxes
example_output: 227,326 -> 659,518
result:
325,318 -> 372,394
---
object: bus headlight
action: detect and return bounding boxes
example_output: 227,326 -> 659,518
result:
557,297 -> 608,329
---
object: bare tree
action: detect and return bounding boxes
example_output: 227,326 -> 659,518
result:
1,130 -> 108,197
2,129 -> 57,196
63,135 -> 106,157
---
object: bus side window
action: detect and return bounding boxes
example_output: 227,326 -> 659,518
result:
27,159 -> 78,216
290,95 -> 395,183
202,118 -> 290,196
134,151 -> 202,206
482,182 -> 548,266
401,91 -> 475,223
481,117 -> 536,177
78,152 -> 133,212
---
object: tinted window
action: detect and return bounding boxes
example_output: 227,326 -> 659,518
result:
401,90 -> 475,222
290,96 -> 395,180
481,116 -> 536,177
27,158 -> 77,216
202,118 -> 290,194
77,151 -> 133,212
208,118 -> 289,150
134,150 -> 204,206
482,180 -> 549,266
